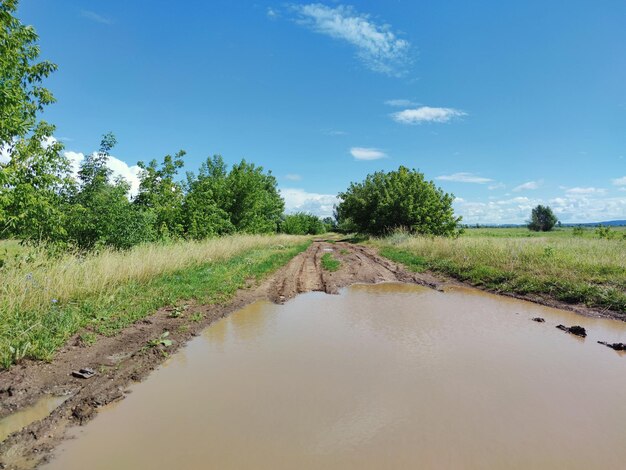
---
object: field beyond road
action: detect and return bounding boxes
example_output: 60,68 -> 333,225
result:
372,227 -> 626,316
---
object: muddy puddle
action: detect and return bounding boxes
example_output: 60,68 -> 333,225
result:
44,283 -> 626,469
0,395 -> 68,443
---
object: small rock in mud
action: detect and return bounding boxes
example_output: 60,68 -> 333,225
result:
71,367 -> 96,379
532,317 -> 545,323
597,341 -> 626,351
72,403 -> 95,424
556,324 -> 587,338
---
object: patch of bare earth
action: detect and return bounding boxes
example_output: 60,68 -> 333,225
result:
0,241 -> 441,469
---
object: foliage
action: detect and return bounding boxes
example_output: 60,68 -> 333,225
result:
225,159 -> 284,233
527,205 -> 558,232
280,212 -> 327,235
336,166 -> 462,236
135,151 -> 186,239
65,133 -> 155,250
0,123 -> 73,242
0,0 -> 57,145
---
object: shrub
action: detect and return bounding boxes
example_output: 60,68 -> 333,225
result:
527,205 -> 558,232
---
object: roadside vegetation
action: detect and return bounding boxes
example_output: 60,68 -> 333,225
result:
321,252 -> 341,271
0,235 -> 310,367
373,227 -> 626,313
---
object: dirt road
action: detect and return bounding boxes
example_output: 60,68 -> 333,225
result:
0,240 -> 441,469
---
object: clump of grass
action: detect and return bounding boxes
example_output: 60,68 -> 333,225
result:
373,229 -> 626,313
0,235 -> 310,368
321,253 -> 341,272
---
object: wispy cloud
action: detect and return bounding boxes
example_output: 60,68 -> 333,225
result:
392,106 -> 466,124
513,180 -> 541,192
385,99 -> 418,107
267,7 -> 279,19
565,187 -> 606,195
81,10 -> 113,25
488,182 -> 506,190
284,173 -> 302,181
324,129 -> 347,136
350,147 -> 387,160
612,176 -> 626,186
436,172 -> 493,184
291,3 -> 411,76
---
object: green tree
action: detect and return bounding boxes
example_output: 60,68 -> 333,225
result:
0,0 -> 57,145
336,166 -> 461,236
527,205 -> 558,232
135,151 -> 186,239
182,155 -> 234,239
0,123 -> 73,242
66,133 -> 155,249
225,159 -> 283,234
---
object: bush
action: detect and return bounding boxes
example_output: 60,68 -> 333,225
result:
335,166 -> 462,236
280,212 -> 326,235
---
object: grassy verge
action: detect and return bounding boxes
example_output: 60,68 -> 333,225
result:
321,252 -> 341,271
372,229 -> 626,313
0,235 -> 310,368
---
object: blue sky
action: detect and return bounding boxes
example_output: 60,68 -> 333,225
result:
16,0 -> 626,223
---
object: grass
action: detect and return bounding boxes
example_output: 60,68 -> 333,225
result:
0,235 -> 310,368
321,252 -> 341,271
372,227 -> 626,313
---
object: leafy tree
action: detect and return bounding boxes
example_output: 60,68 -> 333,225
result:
183,155 -> 234,239
336,166 -> 462,236
225,159 -> 283,234
0,0 -> 57,145
280,212 -> 326,235
322,216 -> 337,231
0,123 -> 73,242
66,133 -> 155,249
527,205 -> 558,232
135,151 -> 185,239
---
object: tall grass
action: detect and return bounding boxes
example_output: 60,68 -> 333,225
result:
373,231 -> 626,313
0,235 -> 308,367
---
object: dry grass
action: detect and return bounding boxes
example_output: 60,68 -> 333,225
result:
0,235 -> 308,366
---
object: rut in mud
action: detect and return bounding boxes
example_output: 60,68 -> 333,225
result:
0,240 -> 439,470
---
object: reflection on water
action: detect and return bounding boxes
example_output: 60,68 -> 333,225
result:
45,283 -> 626,470
0,395 -> 68,443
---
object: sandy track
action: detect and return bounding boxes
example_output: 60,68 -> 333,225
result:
0,240 -> 440,469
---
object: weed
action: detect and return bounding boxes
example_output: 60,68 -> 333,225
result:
78,331 -> 97,346
147,331 -> 173,348
321,253 -> 340,271
190,312 -> 203,322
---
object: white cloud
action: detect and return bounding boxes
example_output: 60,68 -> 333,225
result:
0,143 -> 11,163
436,172 -> 492,184
565,187 -> 606,195
392,106 -> 466,124
488,182 -> 506,190
292,3 -> 411,76
284,173 -> 302,181
267,7 -> 279,19
454,194 -> 626,224
513,180 -> 541,192
64,151 -> 142,197
281,188 -> 338,218
384,99 -> 417,107
350,147 -> 387,160
81,10 -> 112,25
324,129 -> 347,136
612,176 -> 626,186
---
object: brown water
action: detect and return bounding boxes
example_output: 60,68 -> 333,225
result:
45,284 -> 626,469
0,395 -> 68,443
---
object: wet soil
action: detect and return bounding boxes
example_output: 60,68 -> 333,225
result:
0,240 -> 439,469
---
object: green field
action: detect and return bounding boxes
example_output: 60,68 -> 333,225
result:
372,227 -> 626,314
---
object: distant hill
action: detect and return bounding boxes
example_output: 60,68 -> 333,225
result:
561,220 -> 626,227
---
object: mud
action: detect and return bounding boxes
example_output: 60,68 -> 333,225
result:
0,241 -> 438,469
